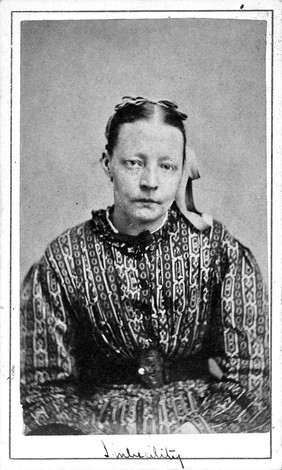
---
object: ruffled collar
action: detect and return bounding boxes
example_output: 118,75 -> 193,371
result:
91,202 -> 180,257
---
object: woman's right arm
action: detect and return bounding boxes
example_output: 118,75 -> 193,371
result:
20,256 -> 104,435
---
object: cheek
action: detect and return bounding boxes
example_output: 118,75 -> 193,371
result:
163,172 -> 182,194
113,171 -> 138,196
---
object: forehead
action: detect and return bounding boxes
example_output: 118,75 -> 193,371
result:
115,118 -> 184,156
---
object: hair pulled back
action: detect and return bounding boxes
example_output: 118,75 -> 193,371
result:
105,97 -> 187,160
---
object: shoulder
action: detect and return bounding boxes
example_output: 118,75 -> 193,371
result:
44,208 -> 108,260
210,221 -> 264,281
205,216 -> 246,252
186,211 -> 257,266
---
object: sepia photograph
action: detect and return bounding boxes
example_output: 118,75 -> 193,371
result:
1,1 -> 281,469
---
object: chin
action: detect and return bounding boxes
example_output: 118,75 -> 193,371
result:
133,206 -> 164,223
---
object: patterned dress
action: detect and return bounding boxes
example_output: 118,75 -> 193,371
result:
20,203 -> 269,434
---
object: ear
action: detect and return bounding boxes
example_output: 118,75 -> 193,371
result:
100,151 -> 112,180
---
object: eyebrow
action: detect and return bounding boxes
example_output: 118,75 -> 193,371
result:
158,155 -> 177,162
133,153 -> 177,161
129,153 -> 150,161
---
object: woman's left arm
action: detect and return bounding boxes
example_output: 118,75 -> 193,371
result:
199,228 -> 270,433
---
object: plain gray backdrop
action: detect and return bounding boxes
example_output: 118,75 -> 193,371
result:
20,18 -> 268,282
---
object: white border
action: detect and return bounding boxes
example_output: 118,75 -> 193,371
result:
1,1 -> 281,469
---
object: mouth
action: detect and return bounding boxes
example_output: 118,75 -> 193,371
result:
136,199 -> 160,204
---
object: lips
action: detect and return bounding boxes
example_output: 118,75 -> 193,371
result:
136,199 -> 160,204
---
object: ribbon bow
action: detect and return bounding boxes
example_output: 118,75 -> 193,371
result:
105,96 -> 187,141
114,96 -> 188,120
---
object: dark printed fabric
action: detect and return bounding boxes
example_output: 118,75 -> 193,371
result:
20,203 -> 269,434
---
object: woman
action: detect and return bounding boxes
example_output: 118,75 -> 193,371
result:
20,97 -> 269,435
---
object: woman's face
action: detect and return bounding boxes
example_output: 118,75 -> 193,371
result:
106,116 -> 184,234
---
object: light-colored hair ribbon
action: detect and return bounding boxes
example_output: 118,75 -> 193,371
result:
175,148 -> 212,231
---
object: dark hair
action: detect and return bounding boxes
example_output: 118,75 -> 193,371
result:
105,97 -> 187,160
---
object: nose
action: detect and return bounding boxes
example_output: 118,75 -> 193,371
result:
140,165 -> 158,190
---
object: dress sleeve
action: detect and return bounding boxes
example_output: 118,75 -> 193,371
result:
196,227 -> 270,433
21,254 -> 103,434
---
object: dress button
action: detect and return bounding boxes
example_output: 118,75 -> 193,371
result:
140,279 -> 148,289
138,367 -> 145,375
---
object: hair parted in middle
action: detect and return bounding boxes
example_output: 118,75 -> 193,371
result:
104,96 -> 188,161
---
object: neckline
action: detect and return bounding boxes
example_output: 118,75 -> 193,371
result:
91,203 -> 179,256
105,207 -> 169,236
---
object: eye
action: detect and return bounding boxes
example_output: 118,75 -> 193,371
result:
160,163 -> 177,171
124,159 -> 143,168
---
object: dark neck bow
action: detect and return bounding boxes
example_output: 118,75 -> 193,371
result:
114,229 -> 153,246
